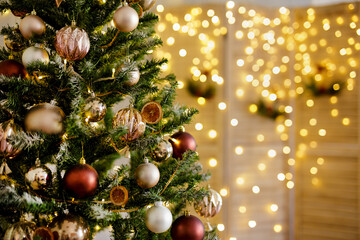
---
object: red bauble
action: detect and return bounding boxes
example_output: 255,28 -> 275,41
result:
0,60 -> 28,78
63,163 -> 98,199
171,214 -> 205,240
169,131 -> 197,159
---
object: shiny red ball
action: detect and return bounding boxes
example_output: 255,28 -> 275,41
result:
169,131 -> 197,159
171,214 -> 205,240
0,60 -> 28,78
63,164 -> 98,199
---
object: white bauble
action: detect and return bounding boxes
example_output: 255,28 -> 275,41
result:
145,201 -> 173,233
22,46 -> 49,67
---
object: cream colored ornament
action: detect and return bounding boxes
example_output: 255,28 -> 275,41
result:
25,102 -> 65,135
145,201 -> 173,233
113,108 -> 146,141
19,15 -> 46,39
22,46 -> 49,67
134,158 -> 160,189
113,6 -> 139,32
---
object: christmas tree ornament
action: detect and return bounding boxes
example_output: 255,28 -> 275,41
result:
19,14 -> 46,39
110,185 -> 128,206
3,221 -> 36,240
151,139 -> 173,162
63,157 -> 99,199
134,158 -> 160,189
171,212 -> 205,240
4,35 -> 24,52
11,9 -> 27,17
0,161 -> 12,175
141,101 -> 163,124
55,21 -> 90,61
33,226 -> 54,240
139,0 -> 157,11
113,108 -> 146,141
145,201 -> 173,233
0,120 -> 22,159
55,0 -> 63,8
83,95 -> 107,122
48,214 -> 90,240
22,46 -> 50,67
25,102 -> 65,135
125,67 -> 140,86
25,158 -> 52,191
0,60 -> 28,78
169,131 -> 197,159
113,6 -> 139,32
194,189 -> 222,218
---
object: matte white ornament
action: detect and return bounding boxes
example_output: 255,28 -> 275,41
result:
145,201 -> 173,233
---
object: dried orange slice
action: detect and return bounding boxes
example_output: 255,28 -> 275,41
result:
141,101 -> 163,124
110,186 -> 129,206
33,227 -> 54,240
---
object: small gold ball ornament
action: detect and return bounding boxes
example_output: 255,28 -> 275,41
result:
83,96 -> 107,122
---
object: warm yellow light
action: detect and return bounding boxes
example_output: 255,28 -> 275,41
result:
277,173 -> 286,181
184,14 -> 192,22
195,123 -> 203,131
236,177 -> 245,185
287,181 -> 294,189
258,163 -> 266,171
270,204 -> 279,212
279,7 -> 288,15
231,119 -> 239,126
236,59 -> 244,67
239,206 -> 247,213
226,1 -> 235,9
209,130 -> 217,139
284,119 -> 292,127
248,220 -> 257,228
238,6 -> 246,14
235,146 -> 244,155
209,158 -> 217,167
235,30 -> 244,39
236,88 -> 244,97
268,149 -> 277,158
286,173 -> 293,180
318,129 -> 326,136
333,83 -> 340,91
202,20 -> 210,28
288,158 -> 295,166
218,102 -> 227,110
166,37 -> 175,46
157,23 -> 166,32
299,129 -> 308,137
257,134 -> 265,142
312,177 -> 320,186
94,225 -> 101,231
178,81 -> 184,89
212,16 -> 220,24
283,146 -> 291,154
217,224 -> 225,232
248,9 -> 256,17
331,109 -> 339,117
317,157 -> 325,165
197,97 -> 206,105
156,4 -> 164,12
277,124 -> 285,133
249,104 -> 258,113
310,167 -> 318,175
173,23 -> 180,31
252,186 -> 260,194
220,188 -> 228,197
306,99 -> 314,107
245,47 -> 254,55
274,224 -> 282,233
342,118 -> 350,126
281,133 -> 288,141
179,49 -> 187,57
207,9 -> 215,17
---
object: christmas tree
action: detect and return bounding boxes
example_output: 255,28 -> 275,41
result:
0,0 -> 222,239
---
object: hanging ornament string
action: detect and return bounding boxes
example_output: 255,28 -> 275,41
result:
159,157 -> 183,196
100,30 -> 121,49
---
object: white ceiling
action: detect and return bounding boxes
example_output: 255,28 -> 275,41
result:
157,0 -> 358,7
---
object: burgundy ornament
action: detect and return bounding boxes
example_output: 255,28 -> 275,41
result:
11,9 -> 27,17
0,60 -> 28,78
63,160 -> 98,199
169,131 -> 197,159
171,213 -> 205,240
55,21 -> 90,61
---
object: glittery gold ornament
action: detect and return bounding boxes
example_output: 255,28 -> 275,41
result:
0,120 -> 22,159
83,96 -> 107,122
194,189 -> 222,218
